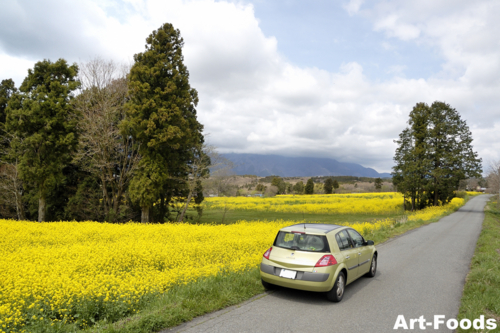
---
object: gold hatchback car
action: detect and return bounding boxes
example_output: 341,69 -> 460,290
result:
260,223 -> 377,302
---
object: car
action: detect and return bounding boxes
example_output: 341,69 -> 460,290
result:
260,223 -> 377,302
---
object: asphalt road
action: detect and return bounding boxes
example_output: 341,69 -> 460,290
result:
167,195 -> 491,333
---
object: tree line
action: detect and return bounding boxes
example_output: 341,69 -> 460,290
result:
0,23 -> 207,223
392,101 -> 482,211
253,176 -> 341,195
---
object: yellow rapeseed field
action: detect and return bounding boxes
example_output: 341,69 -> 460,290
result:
407,197 -> 464,221
0,195 -> 466,332
466,191 -> 483,196
203,192 -> 404,214
0,220 -> 293,332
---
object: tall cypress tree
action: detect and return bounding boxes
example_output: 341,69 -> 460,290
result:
393,103 -> 432,210
324,177 -> 334,194
0,79 -> 16,126
305,178 -> 314,194
6,59 -> 80,221
0,79 -> 17,158
393,101 -> 481,209
426,101 -> 482,205
123,23 -> 204,223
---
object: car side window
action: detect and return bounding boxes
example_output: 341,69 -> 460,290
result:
336,230 -> 353,250
335,234 -> 345,250
347,229 -> 365,248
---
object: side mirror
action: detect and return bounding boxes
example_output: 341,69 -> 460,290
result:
365,240 -> 374,246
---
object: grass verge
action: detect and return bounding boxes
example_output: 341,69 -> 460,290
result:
457,195 -> 500,332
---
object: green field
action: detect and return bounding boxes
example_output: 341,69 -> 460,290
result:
187,208 -> 406,225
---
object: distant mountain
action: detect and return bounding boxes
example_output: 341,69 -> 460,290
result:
222,153 -> 391,178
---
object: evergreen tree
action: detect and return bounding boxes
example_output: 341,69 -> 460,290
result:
271,176 -> 281,188
324,177 -> 334,194
6,59 -> 79,221
0,79 -> 16,126
392,103 -> 430,210
271,176 -> 286,194
374,178 -> 383,191
392,101 -> 482,209
0,79 -> 17,158
293,181 -> 304,194
333,180 -> 339,192
426,101 -> 481,205
0,79 -> 25,220
123,23 -> 204,222
305,178 -> 314,194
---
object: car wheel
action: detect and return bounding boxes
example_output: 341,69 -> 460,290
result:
326,271 -> 345,302
261,278 -> 276,290
366,254 -> 377,278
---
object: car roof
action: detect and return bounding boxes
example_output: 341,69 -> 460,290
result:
280,223 -> 344,235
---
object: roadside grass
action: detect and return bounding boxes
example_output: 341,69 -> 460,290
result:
91,269 -> 264,333
24,269 -> 263,333
19,195 -> 472,333
457,195 -> 500,332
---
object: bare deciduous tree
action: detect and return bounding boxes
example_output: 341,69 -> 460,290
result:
0,133 -> 26,220
74,58 -> 140,221
487,160 -> 500,207
177,143 -> 211,222
202,149 -> 235,197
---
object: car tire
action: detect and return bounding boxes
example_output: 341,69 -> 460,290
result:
366,254 -> 377,278
326,271 -> 345,302
261,278 -> 276,290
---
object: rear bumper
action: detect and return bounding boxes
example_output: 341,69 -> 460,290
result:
260,263 -> 336,292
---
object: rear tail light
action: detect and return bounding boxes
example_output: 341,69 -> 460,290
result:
315,255 -> 337,267
263,247 -> 273,260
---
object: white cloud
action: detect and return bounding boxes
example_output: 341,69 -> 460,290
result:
343,0 -> 365,16
0,0 -> 499,173
373,14 -> 420,40
0,53 -> 35,86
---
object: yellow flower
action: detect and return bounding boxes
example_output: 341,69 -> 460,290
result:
0,195 -> 464,332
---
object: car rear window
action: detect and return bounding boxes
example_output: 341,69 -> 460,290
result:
274,231 -> 330,252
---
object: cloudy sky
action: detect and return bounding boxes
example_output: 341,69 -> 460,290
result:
1,0 -> 499,173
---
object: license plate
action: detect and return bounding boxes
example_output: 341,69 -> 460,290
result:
279,269 -> 297,279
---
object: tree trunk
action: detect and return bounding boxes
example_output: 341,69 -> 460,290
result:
102,177 -> 109,217
141,206 -> 150,223
411,194 -> 415,212
38,195 -> 46,222
178,191 -> 193,222
112,189 -> 123,222
13,172 -> 25,220
15,191 -> 25,220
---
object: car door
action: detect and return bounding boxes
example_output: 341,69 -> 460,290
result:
347,229 -> 372,278
335,230 -> 359,284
